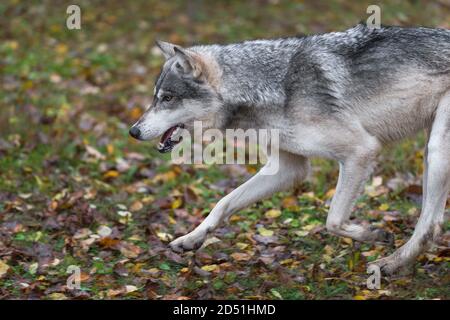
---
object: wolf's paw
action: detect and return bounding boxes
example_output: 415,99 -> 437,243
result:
370,253 -> 412,276
169,230 -> 207,253
370,256 -> 398,276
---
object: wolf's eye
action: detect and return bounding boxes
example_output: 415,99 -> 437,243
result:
161,95 -> 173,102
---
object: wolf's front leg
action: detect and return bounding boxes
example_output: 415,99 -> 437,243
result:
170,151 -> 309,252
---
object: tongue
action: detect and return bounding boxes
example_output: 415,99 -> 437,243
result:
160,126 -> 178,144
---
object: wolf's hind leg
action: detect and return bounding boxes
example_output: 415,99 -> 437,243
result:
372,93 -> 450,274
170,151 -> 310,252
325,137 -> 393,244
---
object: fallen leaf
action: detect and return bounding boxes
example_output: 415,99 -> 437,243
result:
107,288 -> 124,298
130,201 -> 143,212
201,236 -> 221,248
265,209 -> 281,219
281,196 -> 297,209
294,230 -> 309,237
119,242 -> 142,258
99,237 -> 120,248
270,288 -> 283,299
125,285 -> 138,293
258,227 -> 274,237
253,234 -> 278,244
85,145 -> 105,160
97,225 -> 112,237
230,252 -> 252,262
171,198 -> 183,209
29,262 -> 38,275
103,170 -> 119,179
48,293 -> 68,300
236,242 -> 249,250
0,260 -> 10,278
201,264 -> 218,272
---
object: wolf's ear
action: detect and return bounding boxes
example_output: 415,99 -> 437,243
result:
155,40 -> 179,60
173,46 -> 202,79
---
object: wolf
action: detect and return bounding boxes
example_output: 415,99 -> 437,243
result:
129,24 -> 450,274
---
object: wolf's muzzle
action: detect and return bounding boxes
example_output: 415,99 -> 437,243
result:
129,126 -> 141,140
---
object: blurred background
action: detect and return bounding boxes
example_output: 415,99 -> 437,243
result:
0,0 -> 449,300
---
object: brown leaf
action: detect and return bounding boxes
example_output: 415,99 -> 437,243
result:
118,242 -> 142,258
230,252 -> 252,262
98,237 -> 120,249
281,196 -> 297,209
130,201 -> 143,212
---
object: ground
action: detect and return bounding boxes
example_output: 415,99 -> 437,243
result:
0,0 -> 449,300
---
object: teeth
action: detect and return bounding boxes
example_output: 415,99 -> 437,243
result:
171,126 -> 182,141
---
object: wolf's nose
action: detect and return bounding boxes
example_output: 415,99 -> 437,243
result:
129,126 -> 141,139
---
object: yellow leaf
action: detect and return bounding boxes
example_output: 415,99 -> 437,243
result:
55,43 -> 68,55
265,209 -> 281,219
148,268 -> 160,274
236,242 -> 249,250
5,40 -> 18,50
280,259 -> 293,265
142,195 -> 155,204
171,198 -> 183,209
103,170 -> 119,179
229,214 -> 241,222
168,216 -> 177,225
106,144 -> 114,155
201,264 -> 218,272
353,295 -> 366,300
0,260 -> 10,278
156,232 -> 174,242
324,245 -> 334,255
342,237 -> 353,245
258,227 -> 274,237
302,221 -> 322,231
131,263 -> 144,273
378,203 -> 389,211
281,196 -> 297,209
48,293 -> 68,300
154,171 -> 176,183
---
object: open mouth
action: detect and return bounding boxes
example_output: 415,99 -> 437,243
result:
157,124 -> 185,153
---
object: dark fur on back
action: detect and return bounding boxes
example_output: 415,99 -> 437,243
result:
189,24 -> 450,118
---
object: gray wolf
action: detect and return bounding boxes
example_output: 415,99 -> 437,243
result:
129,24 -> 450,275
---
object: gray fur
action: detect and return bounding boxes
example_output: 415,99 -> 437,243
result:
130,24 -> 450,275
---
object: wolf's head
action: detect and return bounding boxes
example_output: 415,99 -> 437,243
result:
129,41 -> 222,152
